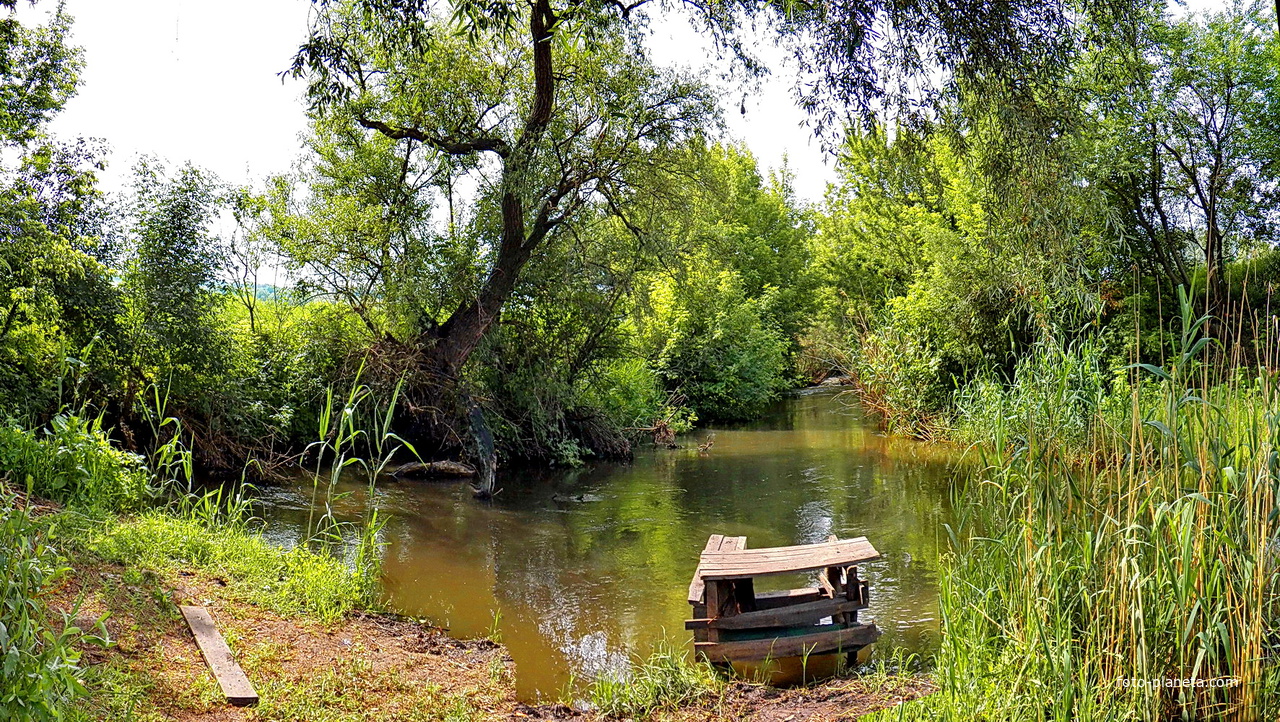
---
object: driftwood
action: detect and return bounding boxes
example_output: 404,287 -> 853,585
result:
389,460 -> 477,479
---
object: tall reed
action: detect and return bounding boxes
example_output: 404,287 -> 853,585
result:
302,361 -> 413,583
887,291 -> 1280,721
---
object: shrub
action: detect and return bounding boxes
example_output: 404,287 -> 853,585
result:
637,265 -> 791,422
0,489 -> 102,721
0,415 -> 150,512
586,358 -> 697,436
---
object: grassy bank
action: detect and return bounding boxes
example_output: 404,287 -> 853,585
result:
0,411 -> 391,720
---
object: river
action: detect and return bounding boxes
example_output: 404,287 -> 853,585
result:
258,387 -> 966,701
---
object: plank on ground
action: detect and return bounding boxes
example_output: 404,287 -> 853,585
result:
179,606 -> 259,706
698,537 -> 881,580
694,623 -> 881,663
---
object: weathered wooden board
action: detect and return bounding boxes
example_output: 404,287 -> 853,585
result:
684,596 -> 868,631
687,535 -> 746,603
180,606 -> 258,707
694,623 -> 880,663
698,537 -> 880,580
753,587 -> 827,609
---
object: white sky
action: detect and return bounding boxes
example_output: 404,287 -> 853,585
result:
24,0 -> 835,202
24,0 -> 1221,204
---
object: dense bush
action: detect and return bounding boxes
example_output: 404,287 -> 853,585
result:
0,416 -> 150,513
636,263 -> 792,422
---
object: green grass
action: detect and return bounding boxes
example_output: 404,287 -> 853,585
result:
84,511 -> 379,624
588,641 -> 723,717
872,298 -> 1280,720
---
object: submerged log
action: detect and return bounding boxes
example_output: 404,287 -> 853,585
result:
389,460 -> 477,479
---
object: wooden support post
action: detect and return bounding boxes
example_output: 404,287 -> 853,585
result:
180,606 -> 259,707
704,580 -> 724,644
847,566 -> 861,625
827,565 -> 848,625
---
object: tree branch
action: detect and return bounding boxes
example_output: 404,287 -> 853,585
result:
356,115 -> 511,158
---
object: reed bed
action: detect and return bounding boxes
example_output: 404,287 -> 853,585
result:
881,296 -> 1280,721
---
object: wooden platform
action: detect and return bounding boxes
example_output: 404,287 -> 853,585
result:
686,534 -> 881,664
696,537 -> 880,580
695,623 -> 881,663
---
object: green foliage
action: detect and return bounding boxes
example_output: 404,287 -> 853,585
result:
121,161 -> 230,397
669,144 -> 818,341
0,139 -> 120,420
585,358 -> 696,435
0,416 -> 150,513
952,338 -> 1115,449
0,4 -> 81,146
90,511 -> 378,625
0,489 -> 102,722
848,322 -> 950,437
636,261 -> 791,422
588,642 -> 720,718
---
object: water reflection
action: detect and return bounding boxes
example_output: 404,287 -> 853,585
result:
259,388 -> 965,701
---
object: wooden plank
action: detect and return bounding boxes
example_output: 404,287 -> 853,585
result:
711,597 -> 866,630
704,579 -> 725,644
684,597 -> 866,631
754,588 -> 827,609
695,623 -> 880,663
687,535 -> 747,604
698,537 -> 881,580
687,535 -> 725,604
180,606 -> 259,707
817,571 -> 835,597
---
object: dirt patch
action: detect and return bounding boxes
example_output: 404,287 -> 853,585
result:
48,559 -> 517,721
704,678 -> 937,721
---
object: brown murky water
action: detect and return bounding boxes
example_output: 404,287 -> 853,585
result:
259,388 -> 966,701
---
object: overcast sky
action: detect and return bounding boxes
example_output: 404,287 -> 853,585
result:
27,0 -> 1219,204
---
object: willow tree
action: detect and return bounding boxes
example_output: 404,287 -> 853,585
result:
289,2 -> 713,387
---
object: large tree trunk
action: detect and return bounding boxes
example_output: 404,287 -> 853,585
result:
421,0 -> 558,380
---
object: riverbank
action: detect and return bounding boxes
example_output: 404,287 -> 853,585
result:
45,516 -> 934,721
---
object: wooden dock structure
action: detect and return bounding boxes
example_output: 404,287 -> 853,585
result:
686,534 -> 881,663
